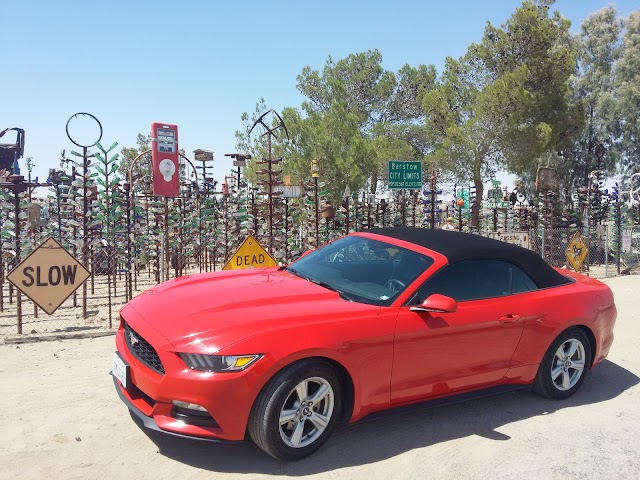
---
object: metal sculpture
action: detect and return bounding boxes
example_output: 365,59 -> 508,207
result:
249,110 -> 289,254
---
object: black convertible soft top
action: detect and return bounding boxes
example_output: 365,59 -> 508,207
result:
368,227 -> 571,288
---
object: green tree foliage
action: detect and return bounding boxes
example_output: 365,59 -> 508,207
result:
93,141 -> 122,242
472,0 -> 580,170
423,0 -> 579,226
231,2 -> 639,218
569,5 -> 623,189
236,50 -> 436,201
281,95 -> 377,201
423,55 -> 526,226
615,11 -> 640,182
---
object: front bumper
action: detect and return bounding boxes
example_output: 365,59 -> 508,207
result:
113,312 -> 275,441
112,375 -> 230,442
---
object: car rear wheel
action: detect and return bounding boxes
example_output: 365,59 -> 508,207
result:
248,360 -> 342,460
533,327 -> 591,399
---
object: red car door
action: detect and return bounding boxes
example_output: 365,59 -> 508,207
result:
390,259 -> 535,404
391,298 -> 524,404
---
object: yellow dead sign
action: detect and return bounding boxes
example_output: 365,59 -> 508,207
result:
223,235 -> 278,270
7,237 -> 90,314
565,232 -> 588,272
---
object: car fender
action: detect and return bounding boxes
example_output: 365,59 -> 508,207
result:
506,280 -> 613,384
216,321 -> 395,423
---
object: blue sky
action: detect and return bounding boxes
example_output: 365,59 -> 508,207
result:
1,0 -> 637,189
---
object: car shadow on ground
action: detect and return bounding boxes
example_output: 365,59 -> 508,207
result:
142,359 -> 638,475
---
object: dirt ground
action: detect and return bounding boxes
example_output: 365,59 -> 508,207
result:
0,275 -> 638,480
0,267 -> 163,340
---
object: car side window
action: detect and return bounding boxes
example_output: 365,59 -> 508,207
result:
510,263 -> 538,294
411,260 -> 537,303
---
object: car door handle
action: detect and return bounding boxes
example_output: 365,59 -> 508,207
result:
498,314 -> 521,323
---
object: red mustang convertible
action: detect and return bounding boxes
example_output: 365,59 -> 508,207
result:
113,228 -> 616,460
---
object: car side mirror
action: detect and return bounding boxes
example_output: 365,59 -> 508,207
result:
410,294 -> 458,313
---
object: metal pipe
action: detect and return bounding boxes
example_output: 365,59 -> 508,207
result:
14,186 -> 22,334
164,197 -> 169,281
345,195 -> 350,234
268,135 -> 274,254
314,176 -> 319,247
82,146 -> 88,319
125,184 -> 132,300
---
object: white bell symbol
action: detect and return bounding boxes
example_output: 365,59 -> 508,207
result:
159,159 -> 176,182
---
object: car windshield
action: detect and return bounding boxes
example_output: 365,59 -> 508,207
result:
286,235 -> 434,306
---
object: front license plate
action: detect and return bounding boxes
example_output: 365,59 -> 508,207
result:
112,351 -> 129,388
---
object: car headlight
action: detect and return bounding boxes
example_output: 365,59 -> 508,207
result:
179,353 -> 262,372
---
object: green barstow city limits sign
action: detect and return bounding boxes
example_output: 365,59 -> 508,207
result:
388,161 -> 422,189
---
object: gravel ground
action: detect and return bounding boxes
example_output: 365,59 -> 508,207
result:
0,275 -> 638,480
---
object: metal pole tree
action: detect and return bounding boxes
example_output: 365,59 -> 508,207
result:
248,110 -> 289,254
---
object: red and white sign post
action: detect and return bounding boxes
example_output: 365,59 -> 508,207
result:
150,122 -> 180,197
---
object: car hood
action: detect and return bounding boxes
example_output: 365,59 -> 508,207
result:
122,267 -> 381,352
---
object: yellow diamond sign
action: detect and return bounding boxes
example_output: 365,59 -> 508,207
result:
565,232 -> 588,272
223,235 -> 277,270
7,237 -> 90,314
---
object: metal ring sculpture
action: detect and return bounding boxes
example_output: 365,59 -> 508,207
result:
65,112 -> 103,148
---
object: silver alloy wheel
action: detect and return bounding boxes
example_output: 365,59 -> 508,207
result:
551,338 -> 586,391
279,376 -> 335,448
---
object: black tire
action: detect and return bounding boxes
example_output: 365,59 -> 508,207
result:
248,360 -> 342,461
533,327 -> 592,399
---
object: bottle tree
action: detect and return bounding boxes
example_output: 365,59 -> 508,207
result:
198,177 -> 220,271
303,178 -> 329,249
147,198 -> 165,282
0,177 -> 31,307
167,196 -> 183,277
130,194 -> 149,288
351,191 -> 366,232
334,198 -> 347,238
609,183 -> 623,274
422,175 -> 443,229
284,196 -> 305,262
183,184 -> 201,274
225,175 -> 246,263
215,178 -> 233,267
0,181 -> 13,307
590,170 -> 611,227
92,141 -> 122,321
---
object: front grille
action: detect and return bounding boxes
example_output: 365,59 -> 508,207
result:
123,321 -> 165,375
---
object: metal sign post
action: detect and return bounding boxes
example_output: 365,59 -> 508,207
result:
66,112 -> 102,320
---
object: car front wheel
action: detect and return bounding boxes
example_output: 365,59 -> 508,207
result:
533,327 -> 592,399
248,360 -> 342,460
